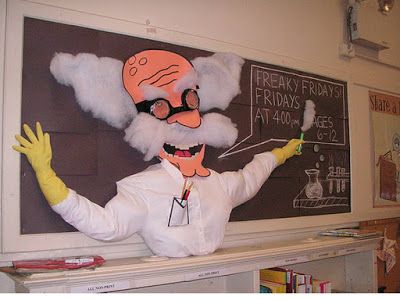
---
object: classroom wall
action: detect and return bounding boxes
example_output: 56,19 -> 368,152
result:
30,0 -> 400,71
0,0 -> 399,271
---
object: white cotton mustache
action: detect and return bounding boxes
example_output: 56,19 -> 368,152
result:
124,112 -> 238,161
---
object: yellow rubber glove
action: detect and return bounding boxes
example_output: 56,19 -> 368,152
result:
271,139 -> 304,166
13,122 -> 68,206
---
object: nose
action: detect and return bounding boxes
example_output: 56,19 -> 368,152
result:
167,110 -> 201,128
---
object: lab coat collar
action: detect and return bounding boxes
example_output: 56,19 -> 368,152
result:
160,158 -> 185,184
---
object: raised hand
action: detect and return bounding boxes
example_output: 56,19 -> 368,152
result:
271,139 -> 304,166
13,122 -> 68,206
13,122 -> 52,174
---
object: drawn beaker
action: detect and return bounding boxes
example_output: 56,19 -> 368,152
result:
305,169 -> 323,199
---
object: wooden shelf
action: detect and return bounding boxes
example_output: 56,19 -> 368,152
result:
7,236 -> 381,293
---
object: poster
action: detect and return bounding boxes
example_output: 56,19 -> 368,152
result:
370,91 -> 400,206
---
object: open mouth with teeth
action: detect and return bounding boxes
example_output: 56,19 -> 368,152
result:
163,143 -> 203,158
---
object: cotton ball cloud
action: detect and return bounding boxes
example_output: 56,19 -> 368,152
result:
50,53 -> 136,129
192,52 -> 244,112
124,112 -> 238,160
195,113 -> 238,148
124,113 -> 168,161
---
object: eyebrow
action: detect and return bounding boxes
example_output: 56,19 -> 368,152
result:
173,69 -> 198,93
141,84 -> 169,100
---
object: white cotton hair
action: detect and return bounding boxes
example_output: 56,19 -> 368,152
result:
192,52 -> 244,112
50,52 -> 136,129
124,113 -> 238,161
212,52 -> 244,83
301,100 -> 316,132
173,69 -> 199,94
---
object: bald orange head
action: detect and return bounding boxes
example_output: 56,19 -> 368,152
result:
123,50 -> 201,129
123,50 -> 194,104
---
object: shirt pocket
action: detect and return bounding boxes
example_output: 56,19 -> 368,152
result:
168,196 -> 189,227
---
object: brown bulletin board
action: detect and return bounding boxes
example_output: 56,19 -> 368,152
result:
360,218 -> 400,292
20,17 -> 350,234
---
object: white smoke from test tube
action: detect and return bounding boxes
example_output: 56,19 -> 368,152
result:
301,100 -> 316,132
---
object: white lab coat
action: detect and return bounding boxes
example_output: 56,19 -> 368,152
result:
53,151 -> 278,257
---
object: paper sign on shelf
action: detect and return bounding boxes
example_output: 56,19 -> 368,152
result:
70,280 -> 130,293
184,268 -> 229,281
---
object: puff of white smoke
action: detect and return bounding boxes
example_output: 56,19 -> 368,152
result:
124,112 -> 238,161
301,100 -> 316,132
50,52 -> 136,129
192,53 -> 244,112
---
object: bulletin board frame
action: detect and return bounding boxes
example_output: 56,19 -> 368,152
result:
0,0 -> 369,260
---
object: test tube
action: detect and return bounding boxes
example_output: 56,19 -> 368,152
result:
336,167 -> 341,193
341,168 -> 346,192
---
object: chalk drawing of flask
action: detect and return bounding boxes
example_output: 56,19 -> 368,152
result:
305,169 -> 323,199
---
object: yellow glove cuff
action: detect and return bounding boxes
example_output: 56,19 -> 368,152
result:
36,168 -> 69,206
272,139 -> 304,166
271,148 -> 286,166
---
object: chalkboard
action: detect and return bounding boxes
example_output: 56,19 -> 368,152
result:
20,17 -> 350,234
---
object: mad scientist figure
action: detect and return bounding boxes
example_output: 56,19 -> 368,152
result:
13,50 -> 303,257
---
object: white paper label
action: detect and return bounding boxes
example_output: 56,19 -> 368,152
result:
310,251 -> 335,260
65,257 -> 94,264
337,247 -> 361,256
185,268 -> 228,281
275,255 -> 309,266
70,280 -> 130,293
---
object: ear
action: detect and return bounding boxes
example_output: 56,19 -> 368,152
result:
191,52 -> 244,111
50,52 -> 137,129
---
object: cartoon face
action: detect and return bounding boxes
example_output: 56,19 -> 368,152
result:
123,50 -> 201,128
123,50 -> 210,177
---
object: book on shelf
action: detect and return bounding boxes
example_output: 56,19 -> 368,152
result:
312,279 -> 331,293
293,271 -> 312,293
319,228 -> 381,238
260,268 -> 330,293
260,267 -> 293,293
260,280 -> 286,293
